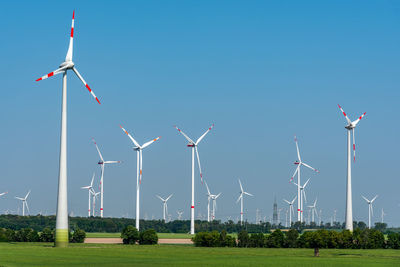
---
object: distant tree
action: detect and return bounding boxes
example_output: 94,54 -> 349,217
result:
339,230 -> 353,249
139,229 -> 158,245
219,230 -> 236,247
297,231 -> 314,248
249,233 -> 265,248
309,231 -> 327,257
266,229 -> 284,248
237,230 -> 250,247
192,231 -> 220,247
284,229 -> 299,248
374,223 -> 387,233
121,225 -> 139,245
387,233 -> 400,249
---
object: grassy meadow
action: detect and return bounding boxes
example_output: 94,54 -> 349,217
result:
0,243 -> 399,266
86,232 -> 193,239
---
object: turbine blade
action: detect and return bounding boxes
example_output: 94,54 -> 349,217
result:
302,190 -> 307,204
283,199 -> 290,205
15,197 -> 24,201
371,195 -> 378,203
204,180 -> 211,195
196,124 -> 214,144
141,136 -> 161,149
291,195 -> 297,204
244,192 -> 253,197
238,179 -> 243,192
25,201 -> 30,214
119,125 -> 141,147
195,147 -> 203,183
236,194 -> 242,203
104,161 -> 121,164
90,173 -> 95,187
352,112 -> 367,126
173,126 -> 195,144
215,192 -> 221,199
25,190 -> 31,199
35,66 -> 67,81
65,10 -> 75,61
92,138 -> 104,161
166,194 -> 173,201
303,178 -> 311,188
290,165 -> 299,182
361,195 -> 370,203
294,136 -> 301,162
72,67 -> 101,104
156,195 -> 164,201
301,162 -> 319,173
338,104 -> 352,124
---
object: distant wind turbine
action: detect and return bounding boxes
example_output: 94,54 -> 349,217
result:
174,124 -> 214,234
362,195 -> 378,228
81,173 -> 95,217
291,178 -> 311,222
156,194 -> 173,221
283,195 -> 297,227
15,191 -> 30,216
237,179 -> 253,225
204,181 -> 221,221
307,198 -> 318,223
338,104 -> 366,231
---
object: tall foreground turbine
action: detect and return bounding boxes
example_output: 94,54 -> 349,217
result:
362,195 -> 378,228
174,124 -> 214,234
290,136 -> 319,222
237,179 -> 253,225
120,125 -> 161,231
283,196 -> 297,227
92,138 -> 120,217
35,11 -> 101,246
156,194 -> 173,221
338,104 -> 366,231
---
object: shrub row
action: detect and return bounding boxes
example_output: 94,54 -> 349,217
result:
0,227 -> 86,243
121,226 -> 158,245
193,229 -> 400,249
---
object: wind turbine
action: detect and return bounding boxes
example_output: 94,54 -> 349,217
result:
362,195 -> 378,228
92,190 -> 101,217
338,104 -> 366,231
307,198 -> 318,223
291,178 -> 310,223
15,191 -> 30,216
174,124 -> 214,234
156,194 -> 173,221
290,136 -> 319,223
35,11 -> 101,247
81,173 -> 95,217
237,179 -> 253,225
283,195 -> 297,227
177,211 -> 184,220
92,138 -> 120,218
204,181 -> 221,222
120,125 -> 161,231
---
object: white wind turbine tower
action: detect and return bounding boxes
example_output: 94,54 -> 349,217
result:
120,125 -> 161,231
338,104 -> 366,231
81,173 -> 95,217
237,179 -> 253,225
35,11 -> 101,247
291,178 -> 311,223
15,191 -> 30,216
283,196 -> 297,227
204,181 -> 221,222
381,208 -> 386,223
92,191 -> 101,217
307,198 -> 318,223
92,138 -> 120,218
290,136 -> 319,223
156,194 -> 173,221
177,211 -> 184,220
174,124 -> 214,234
362,195 -> 378,228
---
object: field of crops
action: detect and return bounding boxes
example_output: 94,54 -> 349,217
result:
0,243 -> 399,266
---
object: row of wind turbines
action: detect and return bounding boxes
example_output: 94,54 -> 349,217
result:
33,11 -> 381,246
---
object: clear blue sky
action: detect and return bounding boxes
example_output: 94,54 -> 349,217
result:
1,0 -> 399,226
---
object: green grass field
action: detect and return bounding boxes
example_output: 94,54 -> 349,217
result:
0,243 -> 399,266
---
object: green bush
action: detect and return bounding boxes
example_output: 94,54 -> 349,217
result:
71,228 -> 86,243
387,233 -> 400,249
139,229 -> 158,245
15,228 -> 39,242
219,230 -> 236,247
249,233 -> 265,247
40,227 -> 54,242
4,229 -> 15,242
237,230 -> 250,247
284,229 -> 299,248
121,225 -> 139,245
266,229 -> 284,248
192,231 -> 221,247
